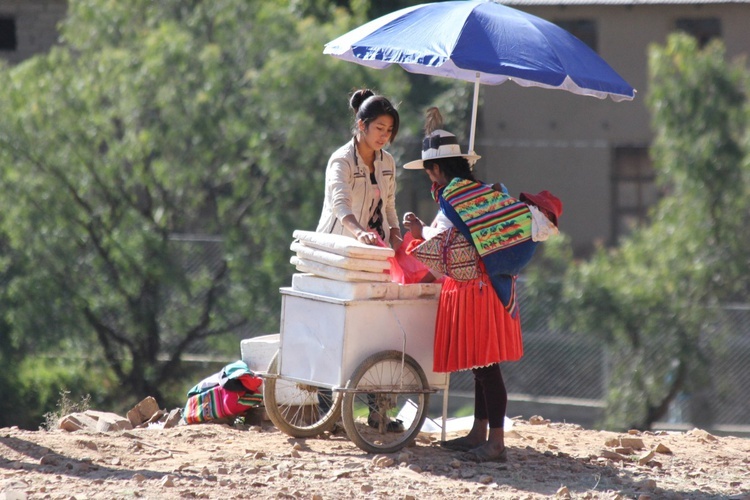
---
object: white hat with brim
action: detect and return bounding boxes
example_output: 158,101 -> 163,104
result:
403,129 -> 481,170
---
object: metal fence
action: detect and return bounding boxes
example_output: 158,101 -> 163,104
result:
448,280 -> 750,430
171,236 -> 749,430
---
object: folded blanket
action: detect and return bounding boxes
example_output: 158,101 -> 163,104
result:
290,241 -> 390,273
290,256 -> 391,283
292,230 -> 394,260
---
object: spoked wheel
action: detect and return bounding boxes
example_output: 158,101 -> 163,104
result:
263,350 -> 342,438
341,350 -> 430,454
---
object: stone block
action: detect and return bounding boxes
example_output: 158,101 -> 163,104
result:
163,408 -> 183,429
126,396 -> 160,427
87,411 -> 133,432
59,412 -> 98,432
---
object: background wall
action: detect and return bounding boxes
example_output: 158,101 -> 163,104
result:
0,0 -> 66,64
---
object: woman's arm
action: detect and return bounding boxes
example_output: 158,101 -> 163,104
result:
389,228 -> 403,251
341,214 -> 377,245
327,157 -> 356,223
326,156 -> 377,245
384,156 -> 402,250
403,210 -> 454,240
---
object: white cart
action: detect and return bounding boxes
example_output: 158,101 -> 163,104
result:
262,274 -> 448,453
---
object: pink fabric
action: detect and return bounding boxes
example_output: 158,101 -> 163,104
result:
390,233 -> 431,284
183,385 -> 262,424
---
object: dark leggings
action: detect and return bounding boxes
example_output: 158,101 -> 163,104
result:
472,363 -> 507,429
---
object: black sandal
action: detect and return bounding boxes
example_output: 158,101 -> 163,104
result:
439,437 -> 478,452
460,445 -> 508,463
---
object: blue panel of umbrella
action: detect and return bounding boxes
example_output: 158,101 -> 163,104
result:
324,0 -> 636,153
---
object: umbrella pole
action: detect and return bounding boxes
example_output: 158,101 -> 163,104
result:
468,73 -> 480,155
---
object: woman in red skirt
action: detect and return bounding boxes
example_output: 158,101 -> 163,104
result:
402,109 -> 561,463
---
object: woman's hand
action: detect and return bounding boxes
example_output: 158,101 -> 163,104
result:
342,214 -> 379,246
355,229 -> 378,246
402,212 -> 424,239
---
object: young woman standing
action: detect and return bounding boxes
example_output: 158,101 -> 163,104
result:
316,88 -> 402,251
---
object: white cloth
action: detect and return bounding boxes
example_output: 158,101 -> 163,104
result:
422,210 -> 453,239
528,204 -> 559,242
292,230 -> 394,259
290,241 -> 391,272
315,138 -> 399,240
290,256 -> 391,283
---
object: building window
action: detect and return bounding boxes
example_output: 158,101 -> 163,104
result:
0,17 -> 17,51
554,19 -> 598,52
611,146 -> 659,244
675,18 -> 721,47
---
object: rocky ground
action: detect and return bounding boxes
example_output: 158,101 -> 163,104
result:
1,411 -> 749,500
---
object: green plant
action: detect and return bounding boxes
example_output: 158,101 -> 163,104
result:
41,391 -> 92,431
557,33 -> 750,430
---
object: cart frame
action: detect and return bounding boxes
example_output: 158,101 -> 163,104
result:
261,281 -> 449,453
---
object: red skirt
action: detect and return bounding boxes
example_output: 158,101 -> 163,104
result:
433,268 -> 523,373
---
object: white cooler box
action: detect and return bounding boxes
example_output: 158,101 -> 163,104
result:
240,334 -> 280,373
241,333 -> 314,406
276,274 -> 448,390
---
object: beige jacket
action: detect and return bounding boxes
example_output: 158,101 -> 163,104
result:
315,138 -> 399,240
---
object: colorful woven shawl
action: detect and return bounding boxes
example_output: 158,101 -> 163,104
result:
441,178 -> 532,257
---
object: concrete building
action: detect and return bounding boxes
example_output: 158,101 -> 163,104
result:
473,0 -> 750,255
0,0 -> 65,64
398,1 -> 750,256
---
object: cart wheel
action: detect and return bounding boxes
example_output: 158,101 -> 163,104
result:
341,350 -> 430,454
263,350 -> 342,438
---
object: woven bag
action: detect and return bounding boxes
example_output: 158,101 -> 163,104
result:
410,227 -> 480,281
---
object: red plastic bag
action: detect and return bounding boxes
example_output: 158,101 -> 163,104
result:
391,234 -> 432,284
373,232 -> 431,284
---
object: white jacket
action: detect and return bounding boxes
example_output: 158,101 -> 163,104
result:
315,138 -> 399,239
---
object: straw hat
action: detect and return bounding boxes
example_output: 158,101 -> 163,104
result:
403,108 -> 481,170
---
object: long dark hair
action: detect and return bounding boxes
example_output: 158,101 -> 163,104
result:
426,156 -> 476,182
350,88 -> 400,143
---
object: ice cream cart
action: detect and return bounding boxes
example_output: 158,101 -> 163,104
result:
261,273 -> 448,454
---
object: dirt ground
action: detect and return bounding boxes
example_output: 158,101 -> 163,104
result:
1,414 -> 749,500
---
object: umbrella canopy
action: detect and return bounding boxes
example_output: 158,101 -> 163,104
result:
324,0 -> 635,152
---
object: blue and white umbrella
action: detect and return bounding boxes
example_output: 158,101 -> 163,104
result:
324,0 -> 636,153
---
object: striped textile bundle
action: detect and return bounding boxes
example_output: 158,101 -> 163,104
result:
183,386 -> 262,424
441,179 -> 532,257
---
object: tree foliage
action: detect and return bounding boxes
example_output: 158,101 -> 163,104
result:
556,34 -> 750,430
0,0 -> 422,419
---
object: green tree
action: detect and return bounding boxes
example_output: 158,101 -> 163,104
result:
557,34 -> 749,430
0,0 -> 420,421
